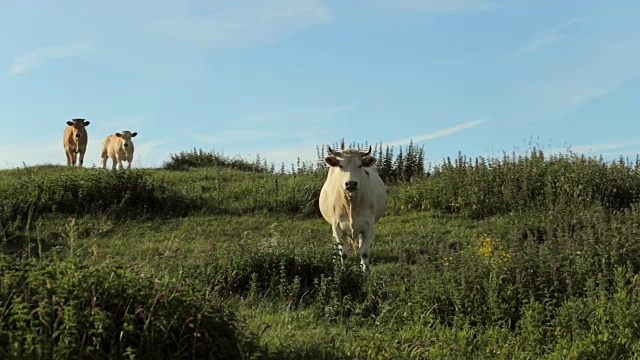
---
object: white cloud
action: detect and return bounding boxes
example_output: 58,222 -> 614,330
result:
195,128 -> 317,145
195,117 -> 488,168
0,141 -> 62,169
330,102 -> 357,113
528,40 -> 640,110
547,140 -> 640,156
386,118 -> 488,147
94,117 -> 147,133
507,17 -> 587,60
133,139 -> 175,168
217,140 -> 321,170
372,0 -> 495,12
149,0 -> 332,48
9,42 -> 94,76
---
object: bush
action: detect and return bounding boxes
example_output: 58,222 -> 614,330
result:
186,243 -> 367,311
0,255 -> 259,359
163,148 -> 270,173
393,150 -> 640,218
0,168 -> 190,224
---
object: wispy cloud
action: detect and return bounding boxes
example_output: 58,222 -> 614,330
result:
507,17 -> 587,60
133,139 -> 174,168
547,140 -> 640,156
9,42 -> 94,76
235,137 -> 326,167
0,141 -> 62,169
372,0 -> 496,12
94,117 -> 147,132
330,102 -> 357,114
149,0 -> 332,48
527,40 -> 640,110
195,128 -> 318,145
386,118 -> 488,147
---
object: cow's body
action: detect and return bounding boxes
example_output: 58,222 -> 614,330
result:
101,131 -> 138,170
319,146 -> 387,272
63,119 -> 90,167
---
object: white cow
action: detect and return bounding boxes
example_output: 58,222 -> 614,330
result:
318,145 -> 387,272
101,131 -> 138,170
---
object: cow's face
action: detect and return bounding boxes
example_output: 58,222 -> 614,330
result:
325,147 -> 376,193
115,131 -> 137,150
66,119 -> 90,139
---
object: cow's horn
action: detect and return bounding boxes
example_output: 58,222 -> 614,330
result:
327,146 -> 340,156
361,145 -> 372,156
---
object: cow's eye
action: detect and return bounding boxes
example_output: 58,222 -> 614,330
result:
339,164 -> 343,168
359,165 -> 363,168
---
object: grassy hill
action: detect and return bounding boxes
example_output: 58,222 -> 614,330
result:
1,146 -> 640,359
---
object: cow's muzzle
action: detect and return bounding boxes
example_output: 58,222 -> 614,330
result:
345,181 -> 358,192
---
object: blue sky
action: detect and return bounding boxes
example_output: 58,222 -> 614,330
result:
1,0 -> 639,169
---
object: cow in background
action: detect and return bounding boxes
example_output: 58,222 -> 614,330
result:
101,131 -> 138,170
63,118 -> 90,167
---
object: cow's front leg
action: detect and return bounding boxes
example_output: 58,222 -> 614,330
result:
358,228 -> 374,273
116,156 -> 124,170
332,223 -> 350,266
65,150 -> 72,166
78,150 -> 85,167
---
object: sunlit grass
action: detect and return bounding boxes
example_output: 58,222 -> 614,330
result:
2,148 -> 640,358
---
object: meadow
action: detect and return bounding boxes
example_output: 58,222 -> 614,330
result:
2,142 -> 640,359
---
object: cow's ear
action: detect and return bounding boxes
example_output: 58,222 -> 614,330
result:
325,156 -> 340,167
83,121 -> 90,126
131,132 -> 138,137
362,156 -> 376,167
115,133 -> 122,137
66,121 -> 73,126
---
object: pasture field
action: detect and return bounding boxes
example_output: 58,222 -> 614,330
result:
2,147 -> 640,359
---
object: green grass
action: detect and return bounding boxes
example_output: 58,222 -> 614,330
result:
2,148 -> 640,359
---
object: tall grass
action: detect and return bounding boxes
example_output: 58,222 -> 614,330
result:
0,254 -> 261,359
393,149 -> 640,218
2,145 -> 640,358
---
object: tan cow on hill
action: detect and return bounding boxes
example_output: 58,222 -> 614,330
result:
63,118 -> 90,167
101,131 -> 138,170
319,145 -> 387,272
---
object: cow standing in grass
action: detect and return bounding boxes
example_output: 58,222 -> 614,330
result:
101,131 -> 138,170
63,118 -> 90,167
319,145 -> 387,272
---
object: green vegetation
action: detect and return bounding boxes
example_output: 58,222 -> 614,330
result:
2,144 -> 640,359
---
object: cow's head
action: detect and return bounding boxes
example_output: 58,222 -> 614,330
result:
115,131 -> 138,150
66,118 -> 90,139
324,145 -> 376,193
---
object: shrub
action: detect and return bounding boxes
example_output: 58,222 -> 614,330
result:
0,168 -> 190,224
163,148 -> 270,172
394,150 -> 640,218
0,255 -> 259,359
